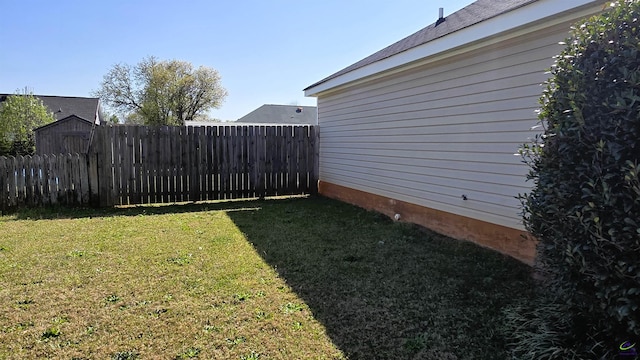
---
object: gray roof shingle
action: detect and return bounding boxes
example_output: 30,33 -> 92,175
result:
236,105 -> 318,125
0,94 -> 99,123
304,0 -> 538,91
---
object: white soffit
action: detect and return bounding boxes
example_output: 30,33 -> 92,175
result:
305,0 -> 605,97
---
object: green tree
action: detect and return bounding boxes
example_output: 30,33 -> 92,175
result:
93,56 -> 227,126
108,114 -> 120,124
123,112 -> 144,125
510,1 -> 640,358
0,92 -> 55,156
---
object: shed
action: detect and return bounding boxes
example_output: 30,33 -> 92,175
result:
34,115 -> 94,155
0,94 -> 101,155
304,0 -> 607,264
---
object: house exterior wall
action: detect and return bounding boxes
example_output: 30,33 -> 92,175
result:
35,118 -> 93,155
315,23 -> 578,264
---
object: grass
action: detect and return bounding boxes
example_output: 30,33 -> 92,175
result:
0,196 -> 536,359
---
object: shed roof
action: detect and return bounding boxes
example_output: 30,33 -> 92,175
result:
0,94 -> 99,123
33,114 -> 92,132
304,0 -> 538,91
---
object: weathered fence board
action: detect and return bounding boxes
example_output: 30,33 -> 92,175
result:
0,153 -> 91,211
92,124 -> 318,206
0,124 -> 318,211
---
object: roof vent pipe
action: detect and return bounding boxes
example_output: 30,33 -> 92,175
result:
436,7 -> 446,26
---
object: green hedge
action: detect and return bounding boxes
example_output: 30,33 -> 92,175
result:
516,1 -> 640,358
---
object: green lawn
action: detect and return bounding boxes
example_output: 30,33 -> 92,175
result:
0,196 -> 535,359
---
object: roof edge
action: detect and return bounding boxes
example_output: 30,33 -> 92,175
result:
304,0 -> 604,97
34,114 -> 92,131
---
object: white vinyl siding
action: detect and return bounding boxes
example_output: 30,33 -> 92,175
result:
317,26 -> 571,229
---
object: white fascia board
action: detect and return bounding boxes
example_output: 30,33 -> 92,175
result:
304,0 -> 604,97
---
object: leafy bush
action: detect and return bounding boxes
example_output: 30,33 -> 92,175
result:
517,0 -> 640,357
0,92 -> 54,156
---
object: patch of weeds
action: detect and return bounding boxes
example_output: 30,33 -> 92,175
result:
42,326 -> 61,339
281,302 -> 304,314
16,298 -> 34,306
167,253 -> 193,266
67,249 -> 87,257
176,347 -> 201,359
152,308 -> 168,318
404,335 -> 426,352
111,351 -> 139,360
183,278 -> 203,292
255,309 -> 272,320
86,326 -> 95,335
226,336 -> 246,347
52,316 -> 69,324
240,351 -> 261,360
342,255 -> 363,263
0,245 -> 7,251
19,321 -> 35,330
105,294 -> 120,303
7,321 -> 34,332
254,290 -> 265,298
203,324 -> 221,333
291,321 -> 303,331
233,292 -> 252,302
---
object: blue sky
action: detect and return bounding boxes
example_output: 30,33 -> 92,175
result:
1,0 -> 474,121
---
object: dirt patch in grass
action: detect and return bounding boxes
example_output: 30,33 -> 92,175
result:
0,197 -> 535,359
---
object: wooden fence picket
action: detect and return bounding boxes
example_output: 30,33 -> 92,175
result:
0,157 -> 7,209
0,124 -> 317,211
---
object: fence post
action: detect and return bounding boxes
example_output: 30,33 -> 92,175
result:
87,125 -> 101,206
0,157 -> 6,211
311,125 -> 319,195
99,125 -> 114,207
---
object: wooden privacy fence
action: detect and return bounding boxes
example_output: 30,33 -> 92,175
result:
91,125 -> 318,206
0,125 -> 318,210
0,153 -> 90,210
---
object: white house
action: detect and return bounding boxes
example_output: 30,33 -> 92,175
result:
304,0 -> 607,264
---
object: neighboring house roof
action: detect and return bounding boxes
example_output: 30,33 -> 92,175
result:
236,105 -> 318,125
185,121 -> 221,127
0,94 -> 100,124
304,0 -> 605,95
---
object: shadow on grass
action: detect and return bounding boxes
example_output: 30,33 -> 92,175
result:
0,196 -> 305,221
3,196 -> 536,359
227,196 -> 536,360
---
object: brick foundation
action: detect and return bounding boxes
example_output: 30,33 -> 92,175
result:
319,181 -> 537,265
